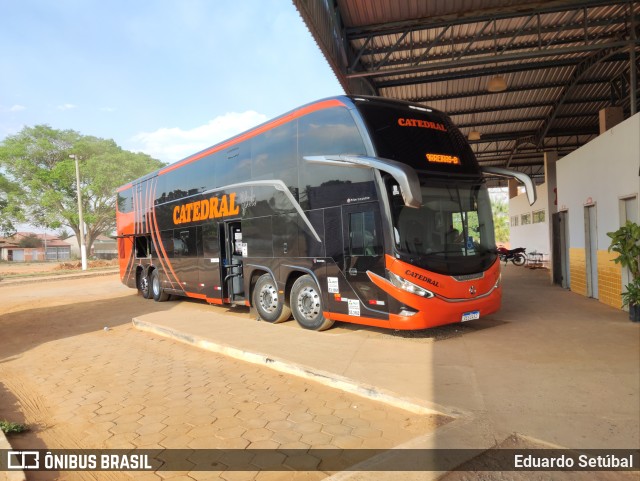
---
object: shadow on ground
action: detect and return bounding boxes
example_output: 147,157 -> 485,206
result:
0,292 -> 177,362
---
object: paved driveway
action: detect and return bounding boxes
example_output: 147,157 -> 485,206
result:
0,276 -> 444,481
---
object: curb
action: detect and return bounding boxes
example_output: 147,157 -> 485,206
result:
132,318 -> 455,418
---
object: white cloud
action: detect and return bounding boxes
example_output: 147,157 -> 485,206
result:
100,107 -> 116,112
9,105 -> 26,112
57,103 -> 77,111
131,111 -> 268,163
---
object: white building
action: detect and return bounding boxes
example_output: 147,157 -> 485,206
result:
508,182 -> 550,256
555,112 -> 639,310
508,111 -> 639,312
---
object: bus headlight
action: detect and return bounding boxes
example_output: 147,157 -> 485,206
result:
387,271 -> 435,298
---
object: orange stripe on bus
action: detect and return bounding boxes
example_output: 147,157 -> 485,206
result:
150,179 -> 181,286
185,292 -> 224,305
323,311 -> 390,329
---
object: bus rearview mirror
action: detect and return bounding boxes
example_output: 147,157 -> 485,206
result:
480,166 -> 537,206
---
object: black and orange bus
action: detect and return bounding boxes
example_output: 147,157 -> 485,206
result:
116,96 -> 535,331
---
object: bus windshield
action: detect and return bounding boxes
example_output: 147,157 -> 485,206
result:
386,176 -> 497,276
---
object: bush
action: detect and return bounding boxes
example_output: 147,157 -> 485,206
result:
0,420 -> 28,434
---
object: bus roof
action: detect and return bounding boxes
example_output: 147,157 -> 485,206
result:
117,95 -> 446,192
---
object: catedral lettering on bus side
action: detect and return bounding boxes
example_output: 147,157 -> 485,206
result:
173,193 -> 240,225
117,95 -> 535,332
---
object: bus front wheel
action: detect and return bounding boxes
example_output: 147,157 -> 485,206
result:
253,274 -> 291,323
290,275 -> 334,331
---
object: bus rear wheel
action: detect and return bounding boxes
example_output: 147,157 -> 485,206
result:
253,274 -> 291,323
137,270 -> 151,299
290,275 -> 334,331
150,270 -> 170,302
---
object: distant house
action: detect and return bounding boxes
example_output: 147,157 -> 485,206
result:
66,234 -> 117,259
93,235 -> 117,259
0,232 -> 71,262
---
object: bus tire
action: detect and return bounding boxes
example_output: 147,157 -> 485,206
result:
137,270 -> 151,299
290,275 -> 334,331
253,274 -> 291,323
150,270 -> 170,302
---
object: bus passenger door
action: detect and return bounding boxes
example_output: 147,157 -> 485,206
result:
342,204 -> 388,317
221,221 -> 245,303
200,223 -> 222,301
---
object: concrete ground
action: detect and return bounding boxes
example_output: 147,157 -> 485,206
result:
0,265 -> 638,480
134,265 -> 639,452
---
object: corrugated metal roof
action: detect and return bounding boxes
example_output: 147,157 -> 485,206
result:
294,0 -> 639,183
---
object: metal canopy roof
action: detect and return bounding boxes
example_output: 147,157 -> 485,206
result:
293,0 -> 640,183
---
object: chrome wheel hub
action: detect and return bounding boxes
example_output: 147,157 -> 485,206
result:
259,284 -> 279,313
297,286 -> 320,320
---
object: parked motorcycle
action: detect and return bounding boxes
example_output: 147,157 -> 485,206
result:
497,246 -> 527,266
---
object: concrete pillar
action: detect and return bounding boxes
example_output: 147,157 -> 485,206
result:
508,178 -> 519,199
544,151 -> 558,284
544,151 -> 558,215
599,106 -> 624,134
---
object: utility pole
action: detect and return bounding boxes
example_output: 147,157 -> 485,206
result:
70,154 -> 87,271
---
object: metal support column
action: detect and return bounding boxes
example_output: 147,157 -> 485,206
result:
631,2 -> 637,115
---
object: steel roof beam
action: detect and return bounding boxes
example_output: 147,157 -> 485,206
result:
470,128 -> 598,143
456,112 -> 596,128
445,97 -> 610,116
359,32 -> 626,71
402,78 -> 611,103
533,44 -> 628,146
474,144 -> 585,156
345,0 -> 629,39
375,53 -> 628,88
347,40 -> 636,80
354,16 -> 631,59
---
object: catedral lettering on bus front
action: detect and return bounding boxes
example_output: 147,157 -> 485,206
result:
116,96 -> 536,331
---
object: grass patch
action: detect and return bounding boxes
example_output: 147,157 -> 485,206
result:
0,420 -> 29,434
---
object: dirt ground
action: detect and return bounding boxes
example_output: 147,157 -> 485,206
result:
0,260 -> 118,277
0,272 -> 444,481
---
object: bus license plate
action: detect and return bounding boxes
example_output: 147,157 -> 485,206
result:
461,311 -> 480,322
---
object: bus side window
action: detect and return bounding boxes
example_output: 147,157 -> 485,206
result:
349,211 -> 381,256
201,224 -> 219,258
173,227 -> 198,257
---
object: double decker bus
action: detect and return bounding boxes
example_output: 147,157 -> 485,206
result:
116,96 -> 535,331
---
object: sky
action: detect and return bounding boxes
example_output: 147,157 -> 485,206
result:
0,0 -> 344,164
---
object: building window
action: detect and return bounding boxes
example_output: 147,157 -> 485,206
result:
532,209 -> 546,224
510,216 -> 519,227
521,213 -> 531,225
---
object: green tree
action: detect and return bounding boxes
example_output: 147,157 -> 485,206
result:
0,173 -> 20,236
0,125 -> 165,253
491,196 -> 510,244
56,228 -> 71,240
